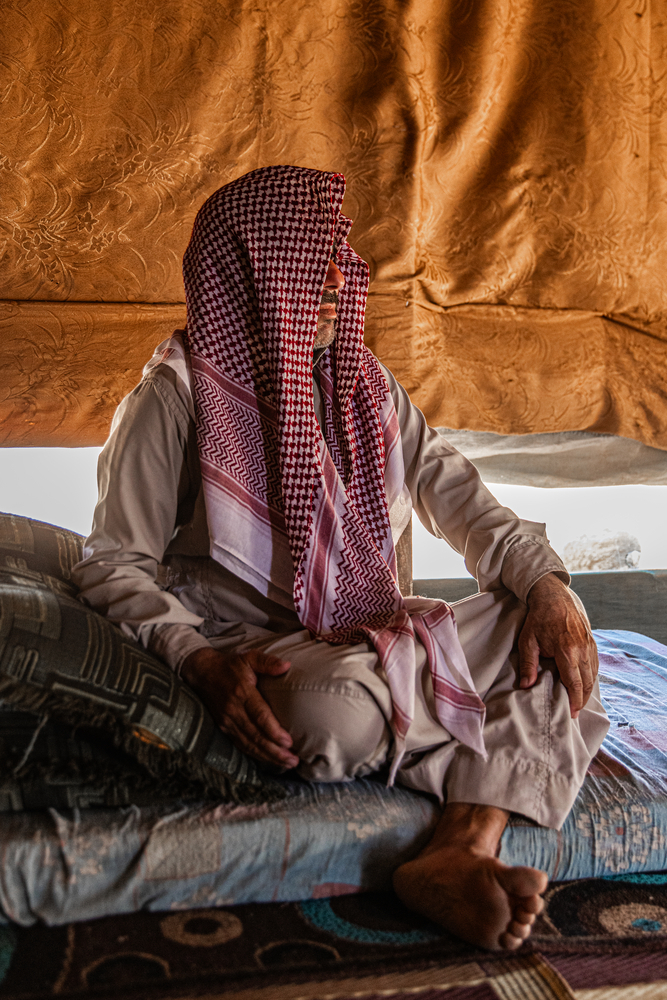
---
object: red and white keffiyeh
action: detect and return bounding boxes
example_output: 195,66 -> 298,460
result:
148,165 -> 485,778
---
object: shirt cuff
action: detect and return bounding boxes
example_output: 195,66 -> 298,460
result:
501,536 -> 570,604
143,622 -> 212,674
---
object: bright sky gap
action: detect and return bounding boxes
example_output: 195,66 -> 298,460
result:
1,448 -> 666,579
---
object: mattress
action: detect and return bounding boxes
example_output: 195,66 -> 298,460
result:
1,629 -> 666,927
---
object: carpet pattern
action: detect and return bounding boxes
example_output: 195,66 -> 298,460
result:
1,877 -> 667,1000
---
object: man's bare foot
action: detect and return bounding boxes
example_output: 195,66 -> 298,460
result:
393,803 -> 548,951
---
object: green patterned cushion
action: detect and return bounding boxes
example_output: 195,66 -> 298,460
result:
0,705 -> 193,812
0,512 -> 83,586
0,513 -> 280,807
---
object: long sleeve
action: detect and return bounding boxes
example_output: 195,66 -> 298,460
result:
72,370 -> 211,667
382,365 -> 569,602
76,356 -> 569,678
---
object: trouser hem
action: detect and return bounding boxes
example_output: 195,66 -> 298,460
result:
445,749 -> 582,830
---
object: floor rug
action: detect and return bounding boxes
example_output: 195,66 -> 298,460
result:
1,876 -> 667,1000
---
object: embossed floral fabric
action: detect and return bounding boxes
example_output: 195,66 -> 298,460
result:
1,0 -> 666,447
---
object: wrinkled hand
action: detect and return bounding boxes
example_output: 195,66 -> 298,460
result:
181,646 -> 299,769
519,573 -> 598,719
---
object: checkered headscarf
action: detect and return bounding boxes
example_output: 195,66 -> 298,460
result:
150,166 -> 485,776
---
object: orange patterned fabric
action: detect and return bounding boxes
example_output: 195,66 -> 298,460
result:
1,0 -> 666,447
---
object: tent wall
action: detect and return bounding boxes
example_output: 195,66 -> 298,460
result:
2,0 -> 666,447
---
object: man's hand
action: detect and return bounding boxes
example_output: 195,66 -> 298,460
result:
519,573 -> 598,719
181,646 -> 300,769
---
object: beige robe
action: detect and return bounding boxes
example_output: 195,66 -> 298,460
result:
73,358 -> 609,826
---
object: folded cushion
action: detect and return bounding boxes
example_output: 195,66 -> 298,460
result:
0,513 -> 280,806
0,705 -> 190,811
0,512 -> 83,587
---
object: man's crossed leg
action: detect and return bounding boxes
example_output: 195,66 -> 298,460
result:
183,585 -> 608,950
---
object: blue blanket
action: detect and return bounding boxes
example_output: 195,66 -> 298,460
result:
1,630 -> 666,926
500,630 -> 667,878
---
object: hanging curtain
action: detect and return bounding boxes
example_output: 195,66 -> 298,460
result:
1,0 -> 666,448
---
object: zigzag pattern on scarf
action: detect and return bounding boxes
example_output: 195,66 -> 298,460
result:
195,361 -> 285,517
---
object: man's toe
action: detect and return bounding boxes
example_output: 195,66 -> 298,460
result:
499,931 -> 524,950
508,919 -> 532,940
497,865 -> 548,900
522,893 -> 545,915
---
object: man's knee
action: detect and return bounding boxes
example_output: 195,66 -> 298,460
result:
258,675 -> 391,782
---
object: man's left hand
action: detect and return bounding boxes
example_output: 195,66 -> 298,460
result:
518,573 -> 598,718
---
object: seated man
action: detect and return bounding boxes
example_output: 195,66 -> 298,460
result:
74,165 -> 609,951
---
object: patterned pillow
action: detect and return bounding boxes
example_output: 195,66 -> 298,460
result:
0,705 -> 199,812
0,511 -> 83,586
0,513 -> 280,807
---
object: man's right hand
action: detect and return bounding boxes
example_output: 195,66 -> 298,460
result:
181,646 -> 299,770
